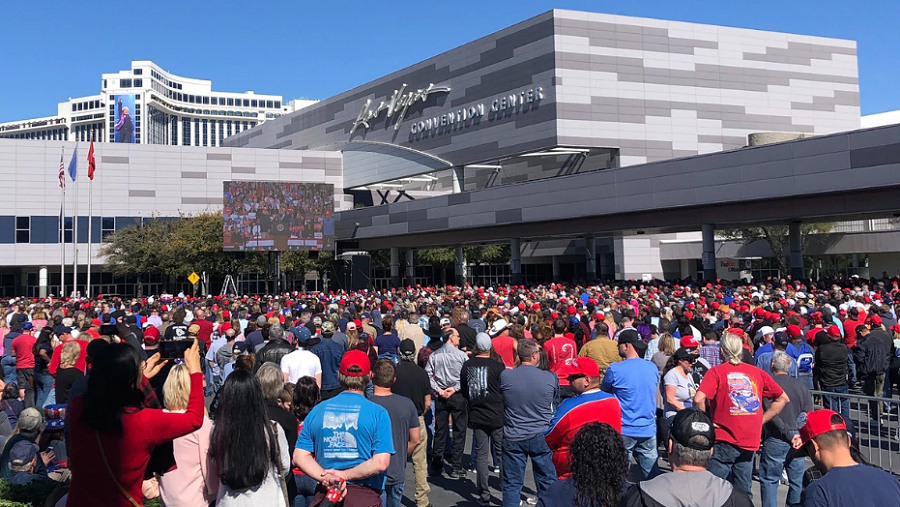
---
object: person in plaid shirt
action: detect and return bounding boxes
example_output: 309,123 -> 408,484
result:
699,330 -> 722,368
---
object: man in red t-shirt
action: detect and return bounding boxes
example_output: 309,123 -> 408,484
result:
693,331 -> 788,501
11,323 -> 37,407
191,308 -> 214,348
543,319 -> 577,393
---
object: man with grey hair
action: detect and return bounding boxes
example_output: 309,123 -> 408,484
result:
622,409 -> 752,506
694,332 -> 788,501
758,351 -> 813,507
256,323 -> 294,373
499,338 -> 558,507
256,362 -> 299,500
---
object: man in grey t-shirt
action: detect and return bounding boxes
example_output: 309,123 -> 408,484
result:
370,359 -> 420,507
499,338 -> 558,507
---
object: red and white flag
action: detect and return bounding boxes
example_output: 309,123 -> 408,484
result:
58,150 -> 65,188
87,140 -> 96,180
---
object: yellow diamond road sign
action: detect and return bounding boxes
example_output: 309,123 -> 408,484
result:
188,272 -> 200,285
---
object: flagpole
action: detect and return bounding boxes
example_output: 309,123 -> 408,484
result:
73,153 -> 78,298
86,161 -> 93,299
59,148 -> 65,298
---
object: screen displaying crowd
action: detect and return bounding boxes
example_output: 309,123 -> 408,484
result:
223,181 -> 334,252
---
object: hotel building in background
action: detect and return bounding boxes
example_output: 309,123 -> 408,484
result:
0,60 -> 317,146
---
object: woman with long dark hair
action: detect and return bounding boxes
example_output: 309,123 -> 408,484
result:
209,368 -> 290,506
538,422 -> 627,507
66,340 -> 203,507
32,327 -> 54,407
291,377 -> 320,507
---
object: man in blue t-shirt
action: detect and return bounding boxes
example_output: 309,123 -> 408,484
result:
798,409 -> 900,506
601,329 -> 660,480
786,329 -> 815,390
294,350 -> 395,504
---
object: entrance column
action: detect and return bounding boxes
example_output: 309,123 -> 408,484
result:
585,236 -> 597,282
701,224 -> 717,281
789,221 -> 804,279
510,238 -> 522,284
451,166 -> 464,193
405,249 -> 415,287
39,266 -> 48,299
390,247 -> 401,288
552,256 -> 560,281
455,246 -> 467,286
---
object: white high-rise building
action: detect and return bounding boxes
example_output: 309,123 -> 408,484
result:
0,60 -> 316,146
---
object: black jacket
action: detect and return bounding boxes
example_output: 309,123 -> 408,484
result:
854,329 -> 892,376
815,339 -> 849,387
255,339 -> 294,372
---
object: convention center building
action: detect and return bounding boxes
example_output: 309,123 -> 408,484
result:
2,8 -> 900,295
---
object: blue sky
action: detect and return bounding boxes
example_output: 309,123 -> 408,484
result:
0,0 -> 897,122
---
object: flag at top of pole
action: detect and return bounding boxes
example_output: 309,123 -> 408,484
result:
68,145 -> 78,181
87,140 -> 96,180
58,150 -> 65,188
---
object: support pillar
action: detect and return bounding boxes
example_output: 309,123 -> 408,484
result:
585,236 -> 597,282
390,247 -> 401,288
789,221 -> 804,279
455,246 -> 467,286
510,238 -> 522,285
405,249 -> 415,287
552,256 -> 560,281
701,223 -> 717,281
38,266 -> 48,299
451,166 -> 464,193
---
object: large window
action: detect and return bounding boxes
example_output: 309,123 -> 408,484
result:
101,217 -> 115,240
15,217 -> 29,243
63,217 -> 73,243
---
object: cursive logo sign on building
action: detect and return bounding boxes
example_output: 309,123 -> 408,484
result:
350,83 -> 451,134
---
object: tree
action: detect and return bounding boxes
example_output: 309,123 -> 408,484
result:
718,223 -> 833,276
416,244 -> 510,284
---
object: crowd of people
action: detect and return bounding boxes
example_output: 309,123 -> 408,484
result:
0,277 -> 899,506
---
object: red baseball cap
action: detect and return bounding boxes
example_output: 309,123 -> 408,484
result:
563,357 -> 600,379
339,350 -> 371,377
566,306 -> 577,316
143,326 -> 161,345
680,335 -> 699,349
797,409 -> 848,456
869,314 -> 883,326
786,325 -> 802,338
827,325 -> 842,338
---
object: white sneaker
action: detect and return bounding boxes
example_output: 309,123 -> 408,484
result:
520,497 -> 538,506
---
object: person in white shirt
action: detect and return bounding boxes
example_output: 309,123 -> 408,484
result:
280,329 -> 322,386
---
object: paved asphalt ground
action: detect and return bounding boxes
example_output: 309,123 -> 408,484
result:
399,429 -> 792,506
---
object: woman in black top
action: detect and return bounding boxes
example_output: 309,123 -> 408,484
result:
54,341 -> 84,405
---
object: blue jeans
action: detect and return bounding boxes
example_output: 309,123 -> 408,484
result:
1,356 -> 16,386
34,371 -> 53,408
380,482 -> 404,507
848,350 -> 858,384
797,373 -> 814,391
822,385 -> 850,421
759,437 -> 804,507
293,474 -> 318,507
707,441 -> 755,500
621,434 -> 660,480
501,434 -> 556,507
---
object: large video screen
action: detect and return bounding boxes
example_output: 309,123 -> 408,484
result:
113,94 -> 136,143
223,181 -> 335,252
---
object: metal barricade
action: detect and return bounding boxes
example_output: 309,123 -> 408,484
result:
810,389 -> 900,475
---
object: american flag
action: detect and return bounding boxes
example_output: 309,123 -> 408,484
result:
58,150 -> 65,189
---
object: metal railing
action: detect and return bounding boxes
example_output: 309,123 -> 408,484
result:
810,389 -> 900,475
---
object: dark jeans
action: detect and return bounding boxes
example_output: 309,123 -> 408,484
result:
16,368 -> 34,408
294,473 -> 318,507
1,356 -> 16,386
707,441 -> 755,501
759,437 -> 803,507
432,392 -> 467,472
848,350 -> 858,384
473,424 -> 503,502
34,371 -> 53,408
501,434 -> 556,507
863,373 -> 886,420
821,384 -> 850,421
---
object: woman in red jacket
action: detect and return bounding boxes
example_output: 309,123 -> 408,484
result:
66,340 -> 204,507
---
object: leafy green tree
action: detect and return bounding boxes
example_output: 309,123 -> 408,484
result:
718,223 -> 833,275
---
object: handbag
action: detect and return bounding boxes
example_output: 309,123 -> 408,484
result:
95,430 -> 142,507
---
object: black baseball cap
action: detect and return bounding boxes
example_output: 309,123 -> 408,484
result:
774,331 -> 790,349
617,329 -> 643,347
673,347 -> 697,363
670,408 -> 715,451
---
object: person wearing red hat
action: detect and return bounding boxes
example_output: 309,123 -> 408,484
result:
544,357 -> 621,479
797,409 -> 900,506
294,350 -> 393,506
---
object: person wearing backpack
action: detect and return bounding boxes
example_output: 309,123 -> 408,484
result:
787,325 -> 815,390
